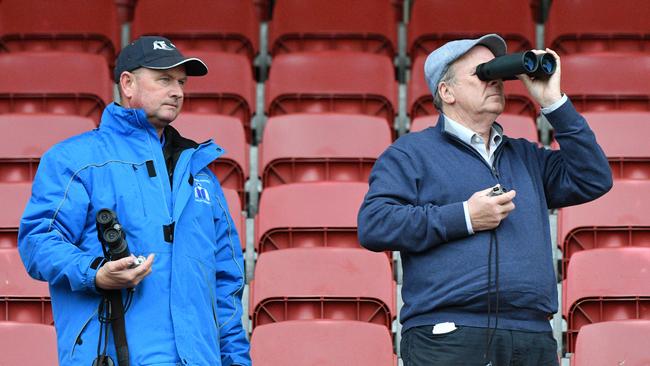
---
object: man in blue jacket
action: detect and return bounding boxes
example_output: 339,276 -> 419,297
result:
18,36 -> 251,366
358,34 -> 612,365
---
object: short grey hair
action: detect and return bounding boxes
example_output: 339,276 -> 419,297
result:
432,64 -> 456,111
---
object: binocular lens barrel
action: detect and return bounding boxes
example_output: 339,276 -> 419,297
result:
531,53 -> 557,79
96,208 -> 116,227
103,228 -> 131,260
476,51 -> 556,81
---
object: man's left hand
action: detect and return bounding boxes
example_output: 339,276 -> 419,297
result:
517,48 -> 562,108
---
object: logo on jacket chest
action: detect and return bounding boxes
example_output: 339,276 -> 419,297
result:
194,184 -> 211,204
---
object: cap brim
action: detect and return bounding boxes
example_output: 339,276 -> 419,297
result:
143,56 -> 208,76
475,34 -> 507,57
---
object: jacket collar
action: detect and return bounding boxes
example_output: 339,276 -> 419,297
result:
99,103 -> 225,173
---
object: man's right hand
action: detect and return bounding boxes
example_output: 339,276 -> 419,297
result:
467,187 -> 517,232
95,254 -> 155,290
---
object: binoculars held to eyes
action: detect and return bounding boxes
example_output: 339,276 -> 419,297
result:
476,51 -> 556,81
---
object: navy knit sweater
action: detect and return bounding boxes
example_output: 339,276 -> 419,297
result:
358,100 -> 612,332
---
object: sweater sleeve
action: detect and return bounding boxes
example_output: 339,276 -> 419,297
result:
536,98 -> 613,209
357,145 -> 470,253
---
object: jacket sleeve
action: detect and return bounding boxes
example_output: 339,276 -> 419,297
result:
535,98 -> 613,209
357,145 -> 470,254
211,184 -> 251,366
17,147 -> 101,293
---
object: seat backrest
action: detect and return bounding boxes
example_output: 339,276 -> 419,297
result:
0,114 -> 95,183
561,53 -> 650,112
0,0 -> 120,66
250,247 -> 395,328
564,247 -> 650,351
0,322 -> 58,365
573,320 -> 650,366
172,113 -> 248,203
581,111 -> 650,180
266,52 -> 397,125
557,181 -> 650,278
409,114 -> 539,142
408,0 -> 535,58
131,0 -> 258,60
260,113 -> 391,187
269,0 -> 396,57
180,51 -> 255,141
545,0 -> 650,54
408,55 -> 537,119
0,249 -> 49,298
256,182 -> 367,252
250,320 -> 396,366
0,182 -> 33,249
0,52 -> 113,123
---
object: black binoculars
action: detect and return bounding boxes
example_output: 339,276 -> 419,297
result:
476,51 -> 556,81
96,208 -> 131,261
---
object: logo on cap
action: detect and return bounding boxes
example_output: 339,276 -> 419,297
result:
153,40 -> 176,51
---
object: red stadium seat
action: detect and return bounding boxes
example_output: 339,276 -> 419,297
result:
172,113 -> 249,205
259,114 -> 391,187
256,182 -> 367,253
269,0 -> 397,57
0,182 -> 33,249
249,247 -> 396,328
0,249 -> 49,299
0,322 -> 57,365
561,53 -> 650,112
408,0 -> 536,58
0,182 -> 54,325
266,52 -> 397,126
582,111 -> 650,180
557,181 -> 650,279
0,114 -> 95,184
563,247 -> 650,352
573,320 -> 650,366
0,52 -> 113,124
0,0 -> 120,67
250,320 -> 396,366
179,51 -> 255,141
222,188 -> 245,251
410,114 -> 539,142
131,0 -> 259,60
546,0 -> 650,54
181,52 -> 256,117
0,233 -> 52,325
0,182 -> 32,250
408,55 -> 537,119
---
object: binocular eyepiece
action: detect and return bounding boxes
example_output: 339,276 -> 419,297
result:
476,51 -> 556,81
96,208 -> 131,261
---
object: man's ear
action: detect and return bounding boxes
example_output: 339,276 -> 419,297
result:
119,71 -> 136,100
439,82 -> 455,105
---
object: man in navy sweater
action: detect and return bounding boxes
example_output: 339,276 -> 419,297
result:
357,34 -> 612,365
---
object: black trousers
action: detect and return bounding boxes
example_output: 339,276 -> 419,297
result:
401,325 -> 559,366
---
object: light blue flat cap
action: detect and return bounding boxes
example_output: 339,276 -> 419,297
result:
424,34 -> 507,98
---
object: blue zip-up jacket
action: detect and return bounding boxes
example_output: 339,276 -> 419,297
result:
358,99 -> 612,333
18,103 -> 251,366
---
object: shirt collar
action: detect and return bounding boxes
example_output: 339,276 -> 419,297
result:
443,114 -> 503,146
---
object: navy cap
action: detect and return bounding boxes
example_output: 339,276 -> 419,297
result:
113,36 -> 208,83
424,34 -> 507,98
